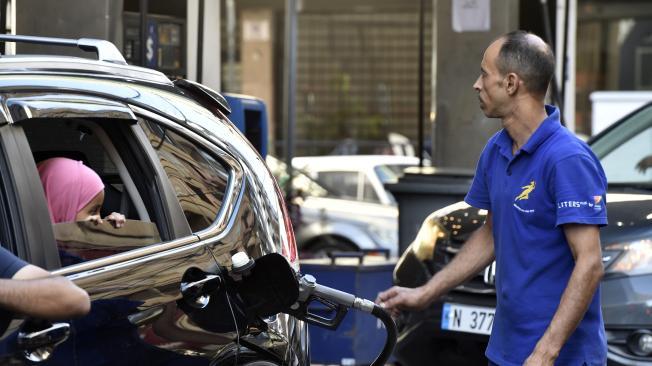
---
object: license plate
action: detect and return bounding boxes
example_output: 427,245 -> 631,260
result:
441,303 -> 494,335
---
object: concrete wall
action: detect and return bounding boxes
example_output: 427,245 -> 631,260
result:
16,0 -> 123,55
241,8 -> 275,143
200,0 -> 221,90
431,0 -> 519,169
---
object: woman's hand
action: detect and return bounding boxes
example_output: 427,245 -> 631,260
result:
104,212 -> 126,228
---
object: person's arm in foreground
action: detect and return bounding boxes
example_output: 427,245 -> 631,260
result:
524,224 -> 604,365
0,265 -> 90,319
377,213 -> 495,315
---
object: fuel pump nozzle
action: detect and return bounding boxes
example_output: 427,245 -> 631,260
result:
287,274 -> 375,329
288,273 -> 396,366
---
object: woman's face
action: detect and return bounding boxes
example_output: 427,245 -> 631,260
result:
75,190 -> 105,222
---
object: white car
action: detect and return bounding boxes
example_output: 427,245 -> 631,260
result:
293,155 -> 421,206
279,155 -> 420,257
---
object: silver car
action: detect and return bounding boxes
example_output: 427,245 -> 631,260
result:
268,155 -> 418,257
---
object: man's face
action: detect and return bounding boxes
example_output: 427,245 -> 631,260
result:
473,39 -> 509,118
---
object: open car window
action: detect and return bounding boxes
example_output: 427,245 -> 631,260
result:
21,117 -> 168,266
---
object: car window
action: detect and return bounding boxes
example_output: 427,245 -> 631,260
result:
374,164 -> 410,184
265,156 -> 331,198
592,105 -> 652,184
22,118 -> 163,267
317,171 -> 359,199
138,119 -> 229,232
374,163 -> 411,204
361,175 -> 381,203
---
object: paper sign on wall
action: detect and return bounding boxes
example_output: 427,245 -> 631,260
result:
452,0 -> 491,33
243,19 -> 270,41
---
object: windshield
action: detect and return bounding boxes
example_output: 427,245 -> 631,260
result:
375,163 -> 413,204
374,164 -> 411,184
591,105 -> 652,186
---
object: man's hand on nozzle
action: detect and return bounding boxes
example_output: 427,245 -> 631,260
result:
375,286 -> 431,317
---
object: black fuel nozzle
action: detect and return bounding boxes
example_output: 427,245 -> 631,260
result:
219,252 -> 396,366
287,273 -> 376,330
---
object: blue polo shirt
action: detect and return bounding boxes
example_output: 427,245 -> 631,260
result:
0,246 -> 27,334
465,106 -> 607,365
0,246 -> 26,279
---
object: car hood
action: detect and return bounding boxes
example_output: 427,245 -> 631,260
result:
600,192 -> 652,245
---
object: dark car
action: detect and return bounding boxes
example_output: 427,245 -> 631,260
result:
0,35 -> 308,365
393,103 -> 652,365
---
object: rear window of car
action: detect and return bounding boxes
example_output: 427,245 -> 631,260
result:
316,171 -> 359,199
374,164 -> 410,184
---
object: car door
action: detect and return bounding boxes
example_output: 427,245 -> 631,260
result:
0,92 -> 248,365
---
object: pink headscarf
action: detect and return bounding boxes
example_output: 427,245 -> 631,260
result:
37,157 -> 105,223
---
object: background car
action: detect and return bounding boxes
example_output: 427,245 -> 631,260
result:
292,155 -> 420,206
267,155 -> 399,257
392,103 -> 652,365
0,35 -> 307,365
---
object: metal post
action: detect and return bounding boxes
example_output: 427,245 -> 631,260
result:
197,0 -> 204,83
0,0 -> 7,53
564,0 -> 577,133
283,0 -> 298,200
540,0 -> 563,121
555,0 -> 567,101
430,0 -> 438,165
139,0 -> 148,67
417,0 -> 425,167
226,0 -> 236,90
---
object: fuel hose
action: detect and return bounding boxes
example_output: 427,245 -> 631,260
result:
370,304 -> 397,366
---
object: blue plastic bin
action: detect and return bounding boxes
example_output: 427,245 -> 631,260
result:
223,93 -> 268,158
300,255 -> 396,365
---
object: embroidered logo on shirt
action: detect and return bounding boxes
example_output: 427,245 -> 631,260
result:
558,201 -> 587,208
558,197 -> 602,210
513,180 -> 536,213
590,195 -> 603,211
515,181 -> 536,201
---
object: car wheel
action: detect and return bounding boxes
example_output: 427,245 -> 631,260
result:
304,236 -> 358,258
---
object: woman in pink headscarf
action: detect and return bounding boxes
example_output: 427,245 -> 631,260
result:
37,157 -> 125,227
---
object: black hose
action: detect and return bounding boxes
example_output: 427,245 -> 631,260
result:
370,304 -> 397,366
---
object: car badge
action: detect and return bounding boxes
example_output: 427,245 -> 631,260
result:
483,261 -> 496,286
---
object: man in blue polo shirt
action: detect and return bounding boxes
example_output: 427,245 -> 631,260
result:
378,30 -> 607,365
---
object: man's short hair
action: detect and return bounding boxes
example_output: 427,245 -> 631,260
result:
496,30 -> 555,96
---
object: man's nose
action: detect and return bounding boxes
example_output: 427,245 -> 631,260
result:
473,76 -> 481,91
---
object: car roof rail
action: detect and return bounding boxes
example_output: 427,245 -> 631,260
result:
0,34 -> 127,65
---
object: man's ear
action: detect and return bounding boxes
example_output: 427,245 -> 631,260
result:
505,73 -> 520,96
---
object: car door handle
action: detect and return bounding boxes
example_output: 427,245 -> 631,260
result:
128,305 -> 165,326
17,322 -> 70,362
